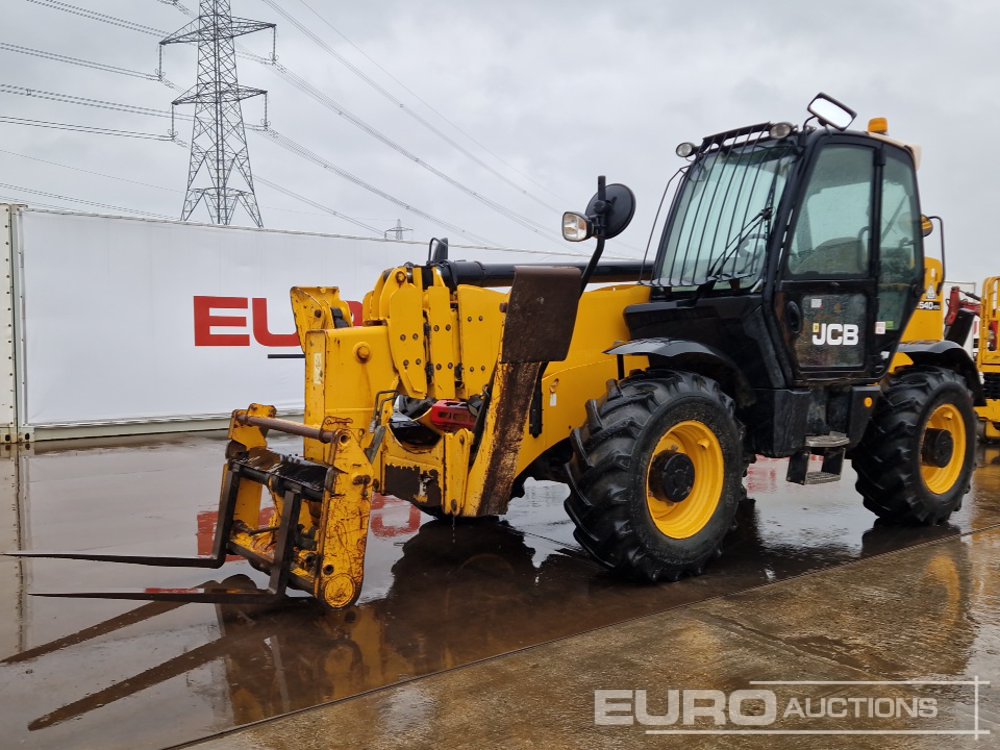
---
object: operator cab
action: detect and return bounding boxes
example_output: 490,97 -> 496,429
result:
618,94 -> 928,463
636,94 -> 925,386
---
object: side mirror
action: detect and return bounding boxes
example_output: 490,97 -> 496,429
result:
561,179 -> 636,242
807,92 -> 856,131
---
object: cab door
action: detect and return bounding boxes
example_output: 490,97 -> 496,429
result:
874,147 -> 924,357
775,141 -> 879,382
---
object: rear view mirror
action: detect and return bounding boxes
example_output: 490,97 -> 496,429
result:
560,181 -> 636,242
807,92 -> 856,131
583,183 -> 636,240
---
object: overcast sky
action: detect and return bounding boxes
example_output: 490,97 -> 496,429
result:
1,0 -> 998,281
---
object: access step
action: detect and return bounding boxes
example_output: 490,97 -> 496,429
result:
804,432 -> 849,449
787,433 -> 848,485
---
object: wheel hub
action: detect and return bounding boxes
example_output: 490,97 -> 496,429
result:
651,450 -> 696,503
922,428 -> 954,468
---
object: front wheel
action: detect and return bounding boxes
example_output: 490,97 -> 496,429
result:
853,367 -> 976,524
564,372 -> 745,582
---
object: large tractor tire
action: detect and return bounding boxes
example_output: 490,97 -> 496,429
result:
564,372 -> 745,582
853,367 -> 976,524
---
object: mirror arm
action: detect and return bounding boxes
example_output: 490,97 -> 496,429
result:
579,237 -> 606,293
928,215 -> 946,282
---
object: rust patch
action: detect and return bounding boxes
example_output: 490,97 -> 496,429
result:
478,361 -> 541,515
384,463 -> 444,508
501,267 -> 581,364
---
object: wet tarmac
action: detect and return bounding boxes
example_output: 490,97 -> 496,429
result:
1,434 -> 999,749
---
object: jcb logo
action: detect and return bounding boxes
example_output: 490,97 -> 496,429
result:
812,323 -> 859,346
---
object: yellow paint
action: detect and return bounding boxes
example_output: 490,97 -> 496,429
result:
645,420 -> 724,539
316,421 -> 375,608
921,403 -> 966,495
303,325 -> 398,462
387,282 -> 427,398
423,282 -> 458,400
889,352 -> 914,374
290,287 -> 354,348
975,276 -> 1000,434
978,277 -> 1000,369
514,284 -> 651,476
985,420 -> 1000,442
455,286 -> 505,396
220,263 -> 658,606
901,257 -> 944,343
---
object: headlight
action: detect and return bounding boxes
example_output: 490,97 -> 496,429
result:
562,212 -> 592,242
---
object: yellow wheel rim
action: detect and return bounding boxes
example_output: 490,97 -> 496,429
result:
920,403 -> 966,495
645,420 -> 724,539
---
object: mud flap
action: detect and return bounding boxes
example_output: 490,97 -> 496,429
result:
467,266 -> 582,515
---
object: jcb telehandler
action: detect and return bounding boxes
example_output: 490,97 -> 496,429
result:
13,93 -> 984,609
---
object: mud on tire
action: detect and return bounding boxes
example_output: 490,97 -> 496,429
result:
564,372 -> 745,582
853,367 -> 976,524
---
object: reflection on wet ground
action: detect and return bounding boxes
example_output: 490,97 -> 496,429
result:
1,436 -> 999,750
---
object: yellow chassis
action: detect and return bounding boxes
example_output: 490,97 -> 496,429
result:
220,265 -> 649,607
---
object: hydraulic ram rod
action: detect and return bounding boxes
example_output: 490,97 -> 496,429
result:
235,414 -> 335,443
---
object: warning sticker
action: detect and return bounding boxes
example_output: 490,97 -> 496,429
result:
875,321 -> 886,335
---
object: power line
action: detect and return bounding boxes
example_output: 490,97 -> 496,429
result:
158,1 -> 560,244
294,0 -> 566,203
0,147 -> 178,192
0,182 -> 173,218
0,146 -> 380,229
245,59 -> 561,243
0,94 -> 445,236
5,4 -> 509,243
0,115 -> 175,140
23,0 -> 557,246
25,0 -> 165,35
0,41 -> 160,80
0,83 -> 185,122
259,0 -> 560,213
257,128 -> 499,246
254,177 -> 382,236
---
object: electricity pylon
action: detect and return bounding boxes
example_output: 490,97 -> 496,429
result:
162,0 -> 274,227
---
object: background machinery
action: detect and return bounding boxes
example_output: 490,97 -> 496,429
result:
12,94 -> 984,609
940,276 -> 1000,440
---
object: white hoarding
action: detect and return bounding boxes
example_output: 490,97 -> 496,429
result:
13,208 -> 587,431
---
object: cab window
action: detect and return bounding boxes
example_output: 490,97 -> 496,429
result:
787,146 -> 874,277
877,150 -> 922,333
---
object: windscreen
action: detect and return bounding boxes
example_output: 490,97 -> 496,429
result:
656,140 -> 798,287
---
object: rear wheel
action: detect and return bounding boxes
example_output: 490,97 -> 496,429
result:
853,367 -> 975,524
564,372 -> 745,582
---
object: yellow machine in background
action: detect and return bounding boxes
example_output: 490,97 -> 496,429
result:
904,262 -> 1000,440
974,277 -> 1000,439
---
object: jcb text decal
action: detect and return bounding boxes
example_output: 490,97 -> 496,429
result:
812,323 -> 860,346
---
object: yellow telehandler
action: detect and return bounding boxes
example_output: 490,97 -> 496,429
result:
13,94 -> 984,609
937,275 -> 1000,439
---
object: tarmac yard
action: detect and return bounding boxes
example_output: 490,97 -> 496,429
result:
1,434 -> 998,749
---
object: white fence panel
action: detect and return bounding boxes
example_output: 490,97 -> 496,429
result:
10,207 -> 586,435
